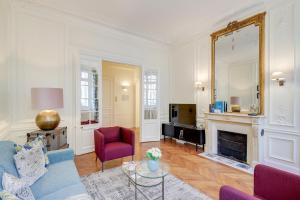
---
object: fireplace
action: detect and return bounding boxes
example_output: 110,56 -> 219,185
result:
218,130 -> 247,162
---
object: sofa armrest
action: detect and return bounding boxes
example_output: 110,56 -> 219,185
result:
220,186 -> 259,200
120,127 -> 135,154
47,148 -> 74,164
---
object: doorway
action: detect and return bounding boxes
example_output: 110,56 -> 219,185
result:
75,54 -> 159,155
102,60 -> 141,129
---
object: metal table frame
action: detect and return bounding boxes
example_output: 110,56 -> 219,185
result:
122,164 -> 167,200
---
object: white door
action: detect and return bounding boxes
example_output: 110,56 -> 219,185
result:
75,55 -> 102,155
141,70 -> 160,142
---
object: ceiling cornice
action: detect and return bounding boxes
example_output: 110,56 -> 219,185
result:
14,0 -> 172,46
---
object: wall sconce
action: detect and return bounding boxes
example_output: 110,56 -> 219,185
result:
195,81 -> 205,91
121,81 -> 130,92
271,72 -> 286,86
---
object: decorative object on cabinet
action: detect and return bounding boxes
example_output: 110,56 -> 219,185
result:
27,127 -> 68,151
214,101 -> 227,113
230,96 -> 241,112
31,88 -> 64,130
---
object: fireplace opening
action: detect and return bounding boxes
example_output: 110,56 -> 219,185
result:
218,130 -> 247,163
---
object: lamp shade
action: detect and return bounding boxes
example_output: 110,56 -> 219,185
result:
230,96 -> 240,105
31,88 -> 64,110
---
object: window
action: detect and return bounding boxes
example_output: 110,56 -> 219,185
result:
144,71 -> 158,120
80,67 -> 99,125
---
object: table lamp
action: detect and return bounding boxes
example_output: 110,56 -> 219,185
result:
31,88 -> 64,130
230,96 -> 241,112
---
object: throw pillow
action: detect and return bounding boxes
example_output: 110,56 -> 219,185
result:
14,146 -> 47,186
2,172 -> 26,194
0,190 -> 20,200
15,135 -> 49,166
17,187 -> 35,200
2,173 -> 35,200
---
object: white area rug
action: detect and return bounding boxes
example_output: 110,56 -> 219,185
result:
81,167 -> 212,200
199,152 -> 254,174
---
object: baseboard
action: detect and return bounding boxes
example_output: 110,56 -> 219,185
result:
263,159 -> 300,174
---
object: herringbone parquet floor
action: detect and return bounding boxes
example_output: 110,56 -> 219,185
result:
75,129 -> 253,200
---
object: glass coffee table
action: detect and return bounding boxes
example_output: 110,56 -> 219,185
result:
122,160 -> 169,200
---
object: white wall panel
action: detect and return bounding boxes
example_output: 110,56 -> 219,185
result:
14,12 -> 66,122
170,42 -> 195,103
0,0 -> 11,137
269,2 -> 295,126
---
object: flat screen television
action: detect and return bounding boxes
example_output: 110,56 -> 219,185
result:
169,104 -> 196,127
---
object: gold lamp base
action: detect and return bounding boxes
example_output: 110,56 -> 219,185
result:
231,105 -> 241,112
35,110 -> 60,131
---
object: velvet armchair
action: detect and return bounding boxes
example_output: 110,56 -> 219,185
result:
94,126 -> 135,171
219,164 -> 300,200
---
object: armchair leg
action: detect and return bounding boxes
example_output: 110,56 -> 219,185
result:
132,155 -> 134,161
102,162 -> 104,172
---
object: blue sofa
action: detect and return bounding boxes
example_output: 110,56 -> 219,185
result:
0,141 -> 88,200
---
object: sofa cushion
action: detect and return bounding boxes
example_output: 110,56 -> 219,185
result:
30,160 -> 82,199
0,141 -> 19,178
38,184 -> 87,200
14,147 -> 47,186
2,172 -> 35,200
0,166 -> 5,191
15,135 -> 49,166
99,127 -> 120,143
0,190 -> 21,200
104,142 -> 132,161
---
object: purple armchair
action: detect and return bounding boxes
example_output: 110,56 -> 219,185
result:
220,164 -> 300,200
94,126 -> 135,171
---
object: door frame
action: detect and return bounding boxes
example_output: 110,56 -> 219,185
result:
73,47 -> 156,155
74,52 -> 103,155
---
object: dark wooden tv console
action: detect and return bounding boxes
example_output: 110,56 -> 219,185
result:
161,123 -> 205,151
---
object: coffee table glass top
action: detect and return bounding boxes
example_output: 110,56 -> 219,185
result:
135,160 -> 169,179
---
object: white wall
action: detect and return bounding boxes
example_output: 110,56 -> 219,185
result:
3,0 -> 170,146
0,0 -> 11,137
170,0 -> 300,173
170,42 -> 195,103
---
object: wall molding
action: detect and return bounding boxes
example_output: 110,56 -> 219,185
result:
268,136 -> 296,163
268,1 -> 296,127
263,159 -> 300,174
264,127 -> 300,136
10,0 -> 170,49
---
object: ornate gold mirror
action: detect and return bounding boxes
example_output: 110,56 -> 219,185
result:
211,12 -> 266,115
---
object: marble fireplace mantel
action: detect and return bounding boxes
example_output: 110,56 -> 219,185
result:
204,112 -> 265,166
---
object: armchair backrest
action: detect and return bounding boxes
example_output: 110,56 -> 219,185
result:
98,127 -> 121,144
254,164 -> 300,200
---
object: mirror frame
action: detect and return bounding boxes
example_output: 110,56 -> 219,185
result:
211,12 -> 266,115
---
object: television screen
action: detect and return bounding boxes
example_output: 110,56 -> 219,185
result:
169,104 -> 196,127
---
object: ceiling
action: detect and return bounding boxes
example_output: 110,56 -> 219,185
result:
35,0 -> 266,44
